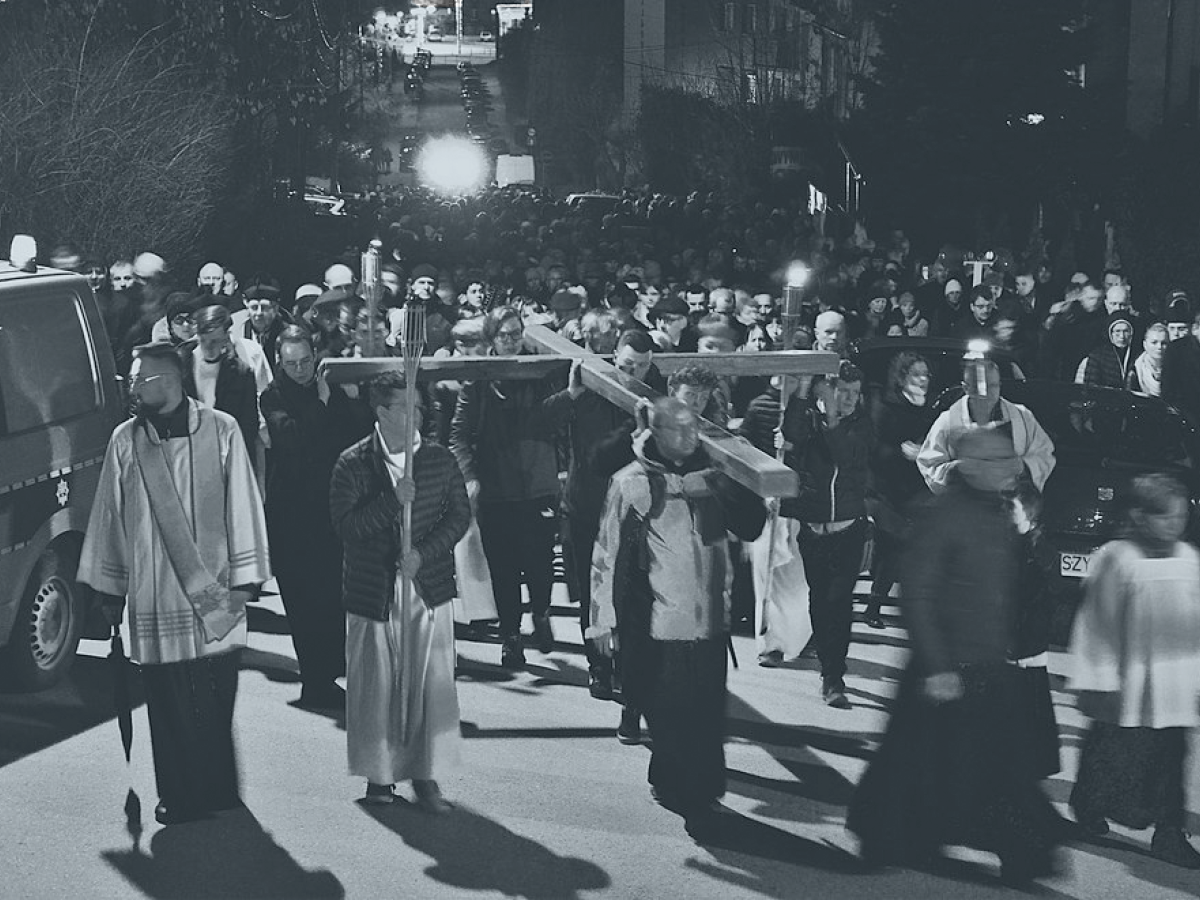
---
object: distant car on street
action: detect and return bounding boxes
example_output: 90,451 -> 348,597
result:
564,192 -> 622,218
478,30 -> 494,42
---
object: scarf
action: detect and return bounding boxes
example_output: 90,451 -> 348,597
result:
1133,351 -> 1162,397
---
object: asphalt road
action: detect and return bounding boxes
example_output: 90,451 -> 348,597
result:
2,575 -> 1198,900
361,55 -> 517,192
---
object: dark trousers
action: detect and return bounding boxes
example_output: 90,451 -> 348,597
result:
868,528 -> 902,609
798,519 -> 866,683
1071,722 -> 1188,829
477,497 -> 558,637
273,544 -> 345,690
561,512 -> 606,676
644,637 -> 728,808
142,650 -> 241,814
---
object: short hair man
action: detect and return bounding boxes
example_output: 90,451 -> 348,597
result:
668,363 -> 725,427
189,305 -> 272,469
79,341 -> 270,825
198,262 -> 225,295
779,363 -> 874,709
590,397 -> 765,834
259,327 -> 370,708
109,260 -> 136,292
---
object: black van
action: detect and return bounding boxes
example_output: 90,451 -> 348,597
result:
0,237 -> 123,689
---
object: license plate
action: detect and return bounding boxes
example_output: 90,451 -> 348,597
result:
1059,552 -> 1093,579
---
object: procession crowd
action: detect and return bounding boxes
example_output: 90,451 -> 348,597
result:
53,185 -> 1200,888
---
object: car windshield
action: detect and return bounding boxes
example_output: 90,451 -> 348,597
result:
1008,384 -> 1194,469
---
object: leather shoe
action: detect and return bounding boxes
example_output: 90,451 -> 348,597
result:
413,780 -> 453,814
616,708 -> 642,745
588,672 -> 614,701
298,683 -> 345,710
821,678 -> 851,709
501,636 -> 525,669
154,801 -> 206,826
362,782 -> 395,805
532,614 -> 554,653
1151,827 -> 1200,869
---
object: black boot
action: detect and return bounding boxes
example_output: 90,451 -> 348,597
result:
501,634 -> 525,669
863,597 -> 885,629
532,613 -> 554,653
1151,827 -> 1200,868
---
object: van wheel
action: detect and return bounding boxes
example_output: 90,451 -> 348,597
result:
0,547 -> 83,691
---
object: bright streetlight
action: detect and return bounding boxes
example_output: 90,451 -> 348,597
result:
416,136 -> 489,196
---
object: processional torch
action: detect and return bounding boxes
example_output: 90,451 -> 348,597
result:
361,239 -> 384,357
397,292 -> 428,744
760,261 -> 810,640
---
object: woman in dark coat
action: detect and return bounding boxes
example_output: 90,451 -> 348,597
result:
864,352 -> 934,628
848,428 -> 1062,885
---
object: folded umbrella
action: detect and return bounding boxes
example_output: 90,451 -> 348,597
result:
109,624 -> 142,845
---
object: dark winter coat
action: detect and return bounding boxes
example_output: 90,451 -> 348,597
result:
1162,335 -> 1200,426
870,393 -> 934,513
1083,343 -> 1133,389
549,363 -> 667,527
184,352 -> 260,457
780,399 -> 875,523
902,484 -> 1018,676
738,385 -> 782,455
329,435 -> 470,618
450,367 -> 570,503
260,373 -> 371,553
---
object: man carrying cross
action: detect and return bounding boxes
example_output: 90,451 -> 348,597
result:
589,397 -> 766,836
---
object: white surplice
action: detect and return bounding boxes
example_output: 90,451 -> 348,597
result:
751,516 -> 812,659
345,429 -> 461,785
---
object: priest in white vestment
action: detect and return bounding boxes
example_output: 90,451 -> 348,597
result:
79,342 -> 271,826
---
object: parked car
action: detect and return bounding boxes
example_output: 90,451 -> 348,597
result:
0,236 -> 122,690
564,192 -> 622,218
478,30 -> 494,42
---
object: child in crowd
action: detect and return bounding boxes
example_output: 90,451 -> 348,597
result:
1068,472 -> 1200,868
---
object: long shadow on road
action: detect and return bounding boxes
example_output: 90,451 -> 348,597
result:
0,654 -> 142,770
103,806 -> 343,899
362,799 -> 609,899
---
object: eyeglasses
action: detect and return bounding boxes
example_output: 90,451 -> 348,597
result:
496,327 -> 524,341
130,373 -> 170,388
171,313 -> 194,325
281,357 -> 315,370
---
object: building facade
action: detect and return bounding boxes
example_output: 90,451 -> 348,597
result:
623,0 -> 875,121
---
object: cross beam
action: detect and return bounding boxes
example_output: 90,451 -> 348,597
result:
523,325 -> 826,498
319,330 -> 841,498
319,348 -> 839,384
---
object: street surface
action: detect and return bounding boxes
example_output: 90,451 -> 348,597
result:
359,51 -> 518,193
2,577 -> 1198,900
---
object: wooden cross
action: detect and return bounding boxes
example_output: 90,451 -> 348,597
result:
319,324 -> 839,498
